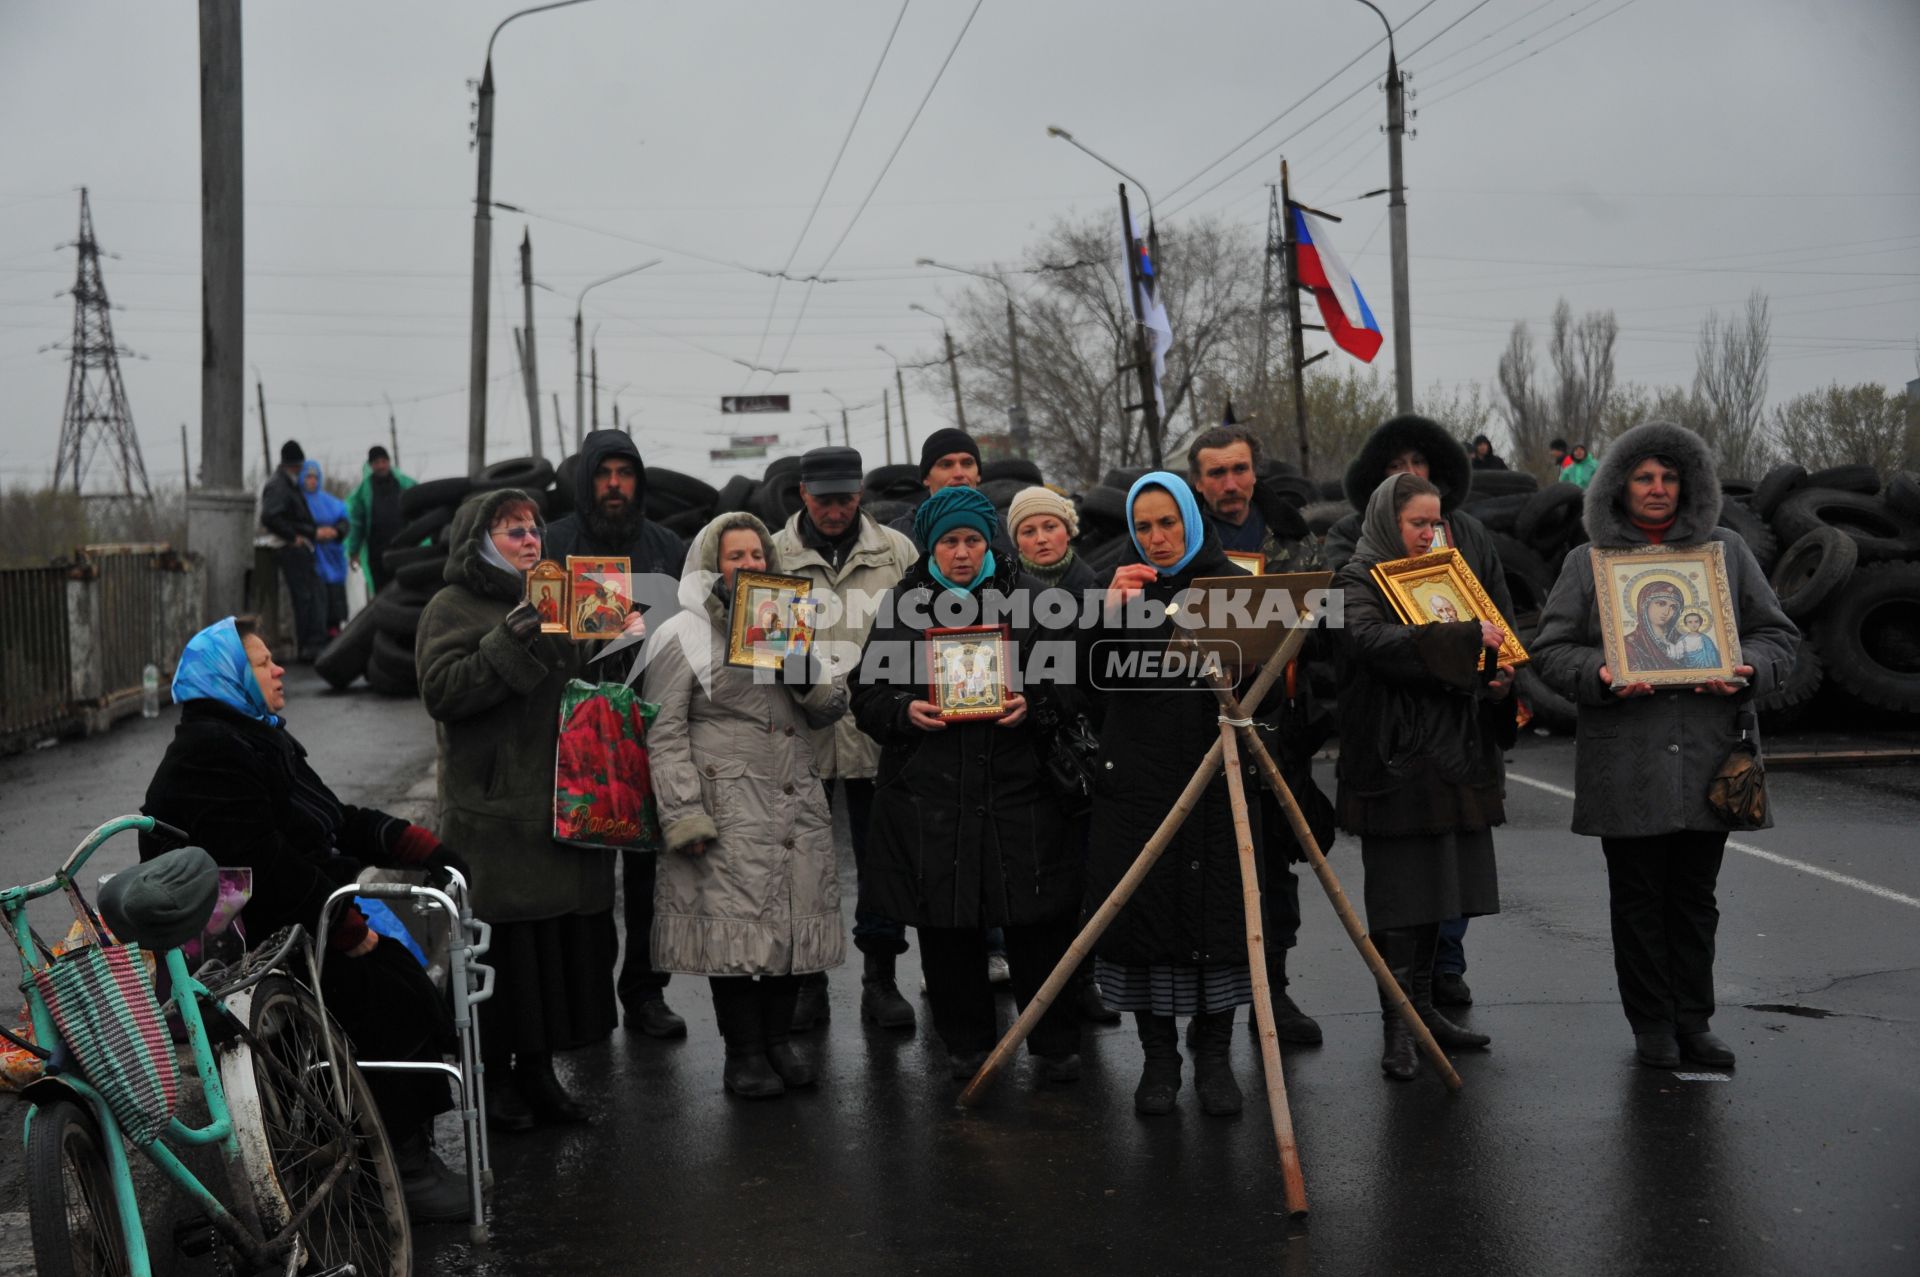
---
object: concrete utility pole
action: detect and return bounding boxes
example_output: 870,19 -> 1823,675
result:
1356,0 -> 1414,413
917,258 -> 1028,457
942,328 -> 967,432
187,0 -> 253,621
254,371 -> 270,480
590,342 -> 599,430
551,392 -> 564,456
882,391 -> 893,465
518,229 -> 543,458
386,393 -> 399,468
466,59 -> 494,477
897,381 -> 911,457
180,424 -> 192,492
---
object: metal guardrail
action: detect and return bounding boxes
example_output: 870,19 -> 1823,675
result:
0,545 -> 203,753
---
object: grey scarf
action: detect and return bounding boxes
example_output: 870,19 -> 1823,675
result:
1350,473 -> 1418,566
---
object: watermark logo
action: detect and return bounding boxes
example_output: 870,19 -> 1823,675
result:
1088,639 -> 1238,692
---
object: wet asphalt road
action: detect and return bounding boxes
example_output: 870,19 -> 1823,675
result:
1,666 -> 1915,1275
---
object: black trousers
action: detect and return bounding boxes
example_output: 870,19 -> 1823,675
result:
1601,831 -> 1728,1034
368,546 -> 396,594
918,918 -> 1078,1058
618,850 -> 670,1009
276,543 -> 330,656
321,936 -> 454,1135
1263,858 -> 1301,955
828,778 -> 908,955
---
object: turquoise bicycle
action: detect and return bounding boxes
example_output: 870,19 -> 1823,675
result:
4,815 -> 411,1276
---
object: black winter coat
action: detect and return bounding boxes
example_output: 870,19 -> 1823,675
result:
544,429 -> 688,579
1080,537 -> 1269,968
259,468 -> 316,544
139,700 -> 410,945
1332,562 -> 1517,838
853,559 -> 1078,930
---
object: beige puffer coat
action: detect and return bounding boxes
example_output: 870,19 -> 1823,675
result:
643,513 -> 850,977
770,509 -> 918,780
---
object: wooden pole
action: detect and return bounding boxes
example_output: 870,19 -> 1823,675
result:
1218,716 -> 1308,1219
1118,183 -> 1164,467
1201,651 -> 1464,1092
958,624 -> 1307,1106
1280,161 -> 1311,476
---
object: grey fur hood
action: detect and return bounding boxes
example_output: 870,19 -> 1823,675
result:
1582,420 -> 1723,548
1342,414 -> 1471,512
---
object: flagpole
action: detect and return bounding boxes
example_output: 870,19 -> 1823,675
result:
1118,183 -> 1165,468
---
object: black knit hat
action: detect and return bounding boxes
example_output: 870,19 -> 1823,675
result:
280,439 -> 305,466
367,445 -> 391,463
918,427 -> 979,479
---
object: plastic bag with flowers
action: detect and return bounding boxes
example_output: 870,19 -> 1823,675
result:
554,679 -> 664,851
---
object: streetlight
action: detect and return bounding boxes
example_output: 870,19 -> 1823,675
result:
917,258 -> 1028,458
823,388 -> 851,447
1045,125 -> 1154,222
875,344 -> 912,459
909,304 -> 968,434
1354,0 -> 1414,413
573,260 -> 659,450
467,0 -> 601,477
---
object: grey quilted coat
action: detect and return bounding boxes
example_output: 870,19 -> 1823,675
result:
1531,422 -> 1797,838
642,513 -> 850,977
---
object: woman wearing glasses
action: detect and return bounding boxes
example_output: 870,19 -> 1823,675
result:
416,489 -> 642,1130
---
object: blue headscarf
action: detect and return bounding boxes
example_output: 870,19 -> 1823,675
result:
172,617 -> 281,726
299,459 -> 349,585
1125,471 -> 1206,575
912,485 -> 999,594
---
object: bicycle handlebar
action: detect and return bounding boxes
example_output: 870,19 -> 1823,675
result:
8,815 -> 162,901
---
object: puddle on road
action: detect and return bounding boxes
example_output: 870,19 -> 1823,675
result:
1744,1003 -> 1836,1018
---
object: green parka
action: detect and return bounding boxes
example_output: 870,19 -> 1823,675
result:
414,488 -> 613,923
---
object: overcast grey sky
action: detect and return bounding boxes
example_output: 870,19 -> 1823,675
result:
3,0 -> 1916,489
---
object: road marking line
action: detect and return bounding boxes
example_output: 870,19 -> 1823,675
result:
1507,770 -> 1920,910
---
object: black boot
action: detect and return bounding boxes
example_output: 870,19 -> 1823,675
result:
1190,1010 -> 1244,1116
483,1064 -> 535,1133
712,977 -> 783,1098
790,971 -> 831,1033
393,1127 -> 472,1225
1133,1013 -> 1182,1116
859,950 -> 917,1031
1410,924 -> 1490,1049
1073,966 -> 1121,1025
515,1051 -> 591,1125
1376,929 -> 1420,1082
761,977 -> 817,1088
1265,948 -> 1323,1045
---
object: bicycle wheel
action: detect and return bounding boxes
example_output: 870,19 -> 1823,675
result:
218,974 -> 412,1276
26,1097 -> 132,1277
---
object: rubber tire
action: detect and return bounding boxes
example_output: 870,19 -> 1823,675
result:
863,499 -> 911,527
647,467 -> 719,515
980,477 -> 1027,509
714,474 -> 758,514
1805,464 -> 1880,496
366,627 -> 419,696
474,456 -> 556,493
1754,635 -> 1823,725
393,553 -> 450,593
1466,470 -> 1538,498
1719,478 -> 1756,500
754,467 -> 804,528
863,463 -> 922,498
1317,479 -> 1347,502
1770,527 -> 1858,621
982,458 -> 1043,485
1490,532 -> 1554,633
314,603 -> 382,690
1462,493 -> 1529,534
1100,467 -> 1150,492
1260,474 -> 1319,509
1813,562 -> 1920,712
1082,533 -> 1134,574
1515,484 -> 1583,546
1884,470 -> 1920,521
1301,499 -> 1353,538
1717,500 -> 1780,574
1516,666 -> 1576,735
381,544 -> 442,573
1752,463 -> 1808,519
370,587 -> 429,639
217,975 -> 412,1275
1077,486 -> 1129,529
399,476 -> 473,519
385,504 -> 454,551
27,1098 -> 131,1277
1772,489 -> 1920,562
661,506 -> 711,537
549,453 -> 581,515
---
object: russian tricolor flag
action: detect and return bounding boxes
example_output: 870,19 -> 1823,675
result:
1292,206 -> 1382,363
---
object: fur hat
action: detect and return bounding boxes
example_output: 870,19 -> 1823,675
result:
1582,420 -> 1722,548
1341,415 -> 1470,512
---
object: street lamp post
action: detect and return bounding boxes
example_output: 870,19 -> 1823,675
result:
1355,0 -> 1414,413
909,303 -> 967,434
824,388 -> 852,448
876,344 -> 913,459
572,260 -> 659,450
467,0 -> 600,478
917,258 -> 1028,458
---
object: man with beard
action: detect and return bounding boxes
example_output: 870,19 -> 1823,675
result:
346,445 -> 415,595
545,429 -> 691,1039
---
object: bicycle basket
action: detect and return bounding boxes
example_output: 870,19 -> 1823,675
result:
31,939 -> 178,1146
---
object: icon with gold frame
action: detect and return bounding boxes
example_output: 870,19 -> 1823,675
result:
1224,550 -> 1266,576
927,624 -> 1010,721
527,560 -> 569,634
1590,542 -> 1745,689
566,556 -> 631,641
1369,546 -> 1529,669
726,571 -> 815,669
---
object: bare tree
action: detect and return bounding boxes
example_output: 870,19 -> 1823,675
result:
1772,382 -> 1910,473
1548,298 -> 1618,448
1496,320 -> 1553,475
1694,290 -> 1774,477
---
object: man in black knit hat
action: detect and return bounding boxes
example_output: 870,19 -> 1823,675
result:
887,427 -> 1011,558
259,438 -> 329,662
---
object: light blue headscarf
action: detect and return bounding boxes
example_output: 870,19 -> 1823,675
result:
1125,471 -> 1206,575
172,617 -> 281,726
299,459 -> 349,585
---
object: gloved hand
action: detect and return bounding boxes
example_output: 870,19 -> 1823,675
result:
777,650 -> 823,687
425,845 -> 472,892
393,825 -> 470,891
503,601 -> 542,645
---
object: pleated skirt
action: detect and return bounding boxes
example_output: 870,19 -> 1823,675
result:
1093,959 -> 1254,1016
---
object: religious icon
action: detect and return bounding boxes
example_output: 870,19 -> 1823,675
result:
726,571 -> 815,669
566,556 -> 632,641
926,625 -> 1011,721
1370,547 -> 1529,669
1224,550 -> 1266,576
1591,544 -> 1744,688
527,560 -> 569,634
